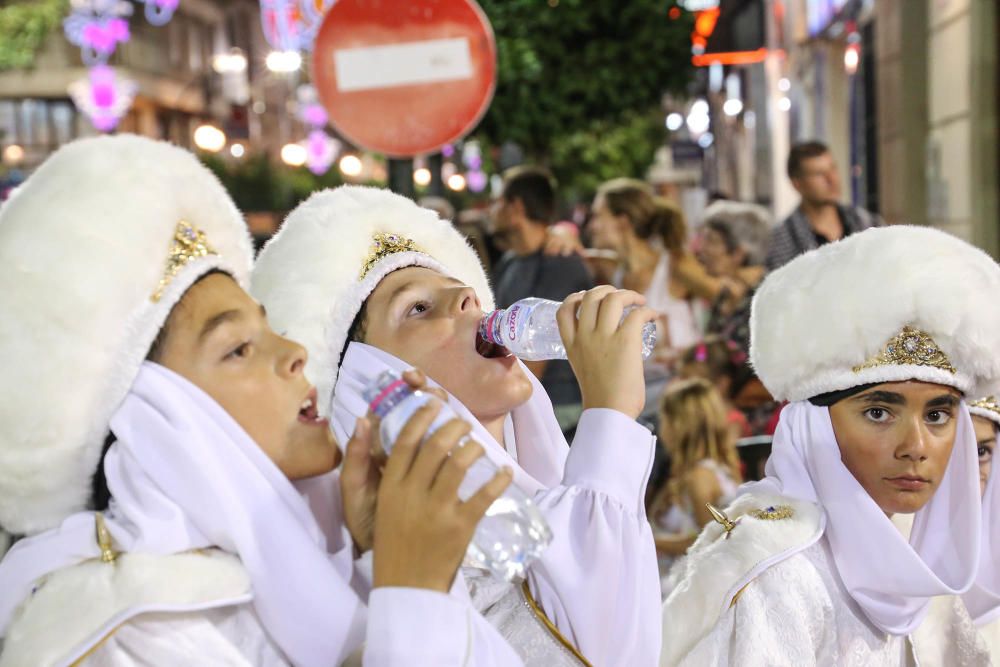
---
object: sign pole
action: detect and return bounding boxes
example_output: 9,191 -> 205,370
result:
388,158 -> 415,199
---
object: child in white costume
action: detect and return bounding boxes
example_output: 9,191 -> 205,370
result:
965,397 -> 1000,659
660,225 -> 1000,666
251,186 -> 662,666
0,136 -> 523,667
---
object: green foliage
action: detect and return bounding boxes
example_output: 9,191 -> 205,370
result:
549,111 -> 665,201
0,0 -> 67,71
470,0 -> 694,200
476,0 -> 694,156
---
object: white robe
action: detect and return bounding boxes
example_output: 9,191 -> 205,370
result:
660,492 -> 991,667
80,588 -> 521,667
333,344 -> 662,667
0,549 -> 524,667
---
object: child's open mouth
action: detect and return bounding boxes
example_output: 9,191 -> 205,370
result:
298,387 -> 325,424
475,330 -> 511,359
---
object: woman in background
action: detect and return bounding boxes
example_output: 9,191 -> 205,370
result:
648,378 -> 742,596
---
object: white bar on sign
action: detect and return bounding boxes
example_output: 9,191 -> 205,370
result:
334,37 -> 473,92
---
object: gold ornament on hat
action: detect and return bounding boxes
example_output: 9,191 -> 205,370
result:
360,232 -> 421,279
853,326 -> 956,375
970,396 -> 1000,418
152,221 -> 217,302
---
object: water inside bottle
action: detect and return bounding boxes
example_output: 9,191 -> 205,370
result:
464,494 -> 553,581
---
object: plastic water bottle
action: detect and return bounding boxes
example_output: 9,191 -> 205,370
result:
362,370 -> 553,581
479,296 -> 657,362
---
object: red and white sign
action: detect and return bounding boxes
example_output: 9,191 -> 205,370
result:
312,0 -> 496,158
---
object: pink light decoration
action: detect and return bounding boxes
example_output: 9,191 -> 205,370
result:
441,144 -> 455,158
306,130 -> 341,175
467,170 -> 488,193
68,65 -> 137,132
81,17 -> 130,55
301,103 -> 328,128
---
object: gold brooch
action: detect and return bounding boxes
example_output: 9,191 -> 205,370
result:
152,221 -> 217,302
970,396 -> 1000,418
748,505 -> 794,521
852,326 -> 956,375
359,232 -> 420,279
707,503 -> 740,539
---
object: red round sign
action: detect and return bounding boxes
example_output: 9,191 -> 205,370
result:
312,0 -> 496,158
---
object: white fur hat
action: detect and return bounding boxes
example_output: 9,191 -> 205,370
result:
0,135 -> 253,535
970,397 -> 1000,428
750,225 -> 1000,402
251,185 -> 493,418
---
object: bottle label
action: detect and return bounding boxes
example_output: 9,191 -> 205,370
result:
506,303 -> 522,343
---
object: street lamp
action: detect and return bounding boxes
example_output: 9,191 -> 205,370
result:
266,50 -> 302,73
413,168 -> 432,187
193,124 -> 226,152
723,99 -> 743,116
280,143 -> 307,167
212,48 -> 248,74
2,144 -> 24,165
339,154 -> 363,178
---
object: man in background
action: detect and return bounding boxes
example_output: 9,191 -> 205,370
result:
491,166 -> 593,438
766,140 -> 882,270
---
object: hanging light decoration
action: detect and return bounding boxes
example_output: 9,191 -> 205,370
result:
63,1 -> 133,65
298,0 -> 336,51
305,130 -> 340,175
138,0 -> 179,26
64,0 -> 176,132
293,85 -> 340,174
68,64 -> 137,132
261,0 -> 306,52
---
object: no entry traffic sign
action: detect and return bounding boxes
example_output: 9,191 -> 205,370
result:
312,0 -> 497,157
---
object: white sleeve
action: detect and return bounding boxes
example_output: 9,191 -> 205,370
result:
524,408 -> 661,667
364,588 -> 524,667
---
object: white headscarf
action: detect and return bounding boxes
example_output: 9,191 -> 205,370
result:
333,342 -> 568,496
741,400 -> 982,635
963,443 -> 1000,625
0,363 -> 366,667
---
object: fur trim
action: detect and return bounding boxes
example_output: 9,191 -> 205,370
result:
750,226 -> 1000,402
0,136 -> 253,535
0,549 -> 251,667
660,492 -> 824,667
251,185 -> 494,418
969,398 -> 1000,429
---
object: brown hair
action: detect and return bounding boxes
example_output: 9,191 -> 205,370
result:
659,378 -> 741,482
787,140 -> 830,179
596,178 -> 687,254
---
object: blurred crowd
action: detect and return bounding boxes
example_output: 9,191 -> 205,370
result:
441,140 -> 882,592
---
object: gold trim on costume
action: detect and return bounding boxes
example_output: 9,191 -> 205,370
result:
970,396 -> 1000,418
729,581 -> 752,608
94,512 -> 117,564
520,580 -> 593,667
152,221 -> 218,302
68,622 -> 126,666
707,503 -> 740,539
748,505 -> 794,521
359,232 -> 420,279
852,326 -> 956,375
